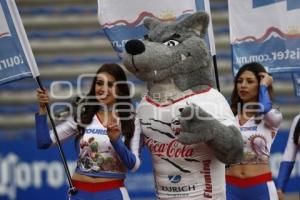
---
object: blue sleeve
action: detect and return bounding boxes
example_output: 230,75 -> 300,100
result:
276,161 -> 295,192
259,85 -> 272,114
111,136 -> 136,170
35,114 -> 52,149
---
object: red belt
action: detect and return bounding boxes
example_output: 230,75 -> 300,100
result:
226,172 -> 272,188
72,179 -> 124,192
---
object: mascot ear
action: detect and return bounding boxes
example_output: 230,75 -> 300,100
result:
176,11 -> 209,38
144,17 -> 161,30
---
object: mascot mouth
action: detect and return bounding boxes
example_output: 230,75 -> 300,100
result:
180,52 -> 191,62
131,55 -> 139,72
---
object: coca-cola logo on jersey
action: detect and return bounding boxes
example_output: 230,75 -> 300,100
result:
145,139 -> 194,158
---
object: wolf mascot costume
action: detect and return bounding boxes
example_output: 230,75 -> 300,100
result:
123,12 -> 243,200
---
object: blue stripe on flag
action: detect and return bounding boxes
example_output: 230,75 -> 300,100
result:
195,0 -> 205,11
287,0 -> 300,10
252,0 -> 283,8
293,73 -> 300,96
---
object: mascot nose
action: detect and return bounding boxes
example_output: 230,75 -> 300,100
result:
125,39 -> 145,55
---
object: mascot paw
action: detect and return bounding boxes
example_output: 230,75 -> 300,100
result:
177,131 -> 200,145
177,103 -> 216,144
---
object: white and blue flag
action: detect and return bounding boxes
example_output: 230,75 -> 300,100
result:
97,0 -> 215,57
228,0 -> 300,96
228,0 -> 300,74
0,0 -> 39,85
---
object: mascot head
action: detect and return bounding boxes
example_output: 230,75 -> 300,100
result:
123,11 -> 215,91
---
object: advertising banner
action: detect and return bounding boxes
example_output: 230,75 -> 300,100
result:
0,130 -> 299,199
0,140 -> 155,200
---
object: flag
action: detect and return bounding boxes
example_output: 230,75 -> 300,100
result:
228,0 -> 300,75
97,0 -> 216,57
293,73 -> 300,96
0,0 -> 39,85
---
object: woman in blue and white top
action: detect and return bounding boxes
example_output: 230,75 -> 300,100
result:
35,63 -> 142,200
226,62 -> 283,200
276,114 -> 300,200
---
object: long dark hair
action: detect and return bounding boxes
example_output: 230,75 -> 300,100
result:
75,63 -> 135,148
230,62 -> 273,123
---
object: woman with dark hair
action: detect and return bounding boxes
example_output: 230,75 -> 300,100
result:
35,63 -> 142,200
276,114 -> 300,200
226,62 -> 283,200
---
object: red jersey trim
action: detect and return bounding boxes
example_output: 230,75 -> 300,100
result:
145,86 -> 212,107
226,172 -> 272,188
72,179 -> 124,192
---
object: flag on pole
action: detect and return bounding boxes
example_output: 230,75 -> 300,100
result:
293,73 -> 300,96
97,0 -> 216,57
228,0 -> 300,75
0,0 -> 39,85
228,0 -> 300,96
0,1 -> 76,192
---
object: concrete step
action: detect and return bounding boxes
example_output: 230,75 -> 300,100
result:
0,114 -> 35,128
30,38 -> 113,56
22,14 -> 98,31
211,11 -> 228,26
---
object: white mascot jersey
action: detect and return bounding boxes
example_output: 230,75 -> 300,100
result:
137,87 -> 238,200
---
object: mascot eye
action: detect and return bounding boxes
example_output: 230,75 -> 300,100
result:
163,39 -> 179,47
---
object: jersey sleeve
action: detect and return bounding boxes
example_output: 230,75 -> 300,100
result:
276,114 -> 300,191
258,84 -> 282,129
110,117 -> 143,172
35,114 -> 52,149
49,115 -> 79,144
259,85 -> 272,114
35,114 -> 79,149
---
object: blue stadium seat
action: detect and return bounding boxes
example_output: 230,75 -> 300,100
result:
20,6 -> 97,15
28,30 -> 105,39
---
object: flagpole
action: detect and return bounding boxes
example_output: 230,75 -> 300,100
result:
212,55 -> 220,91
203,0 -> 220,91
35,76 -> 77,195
